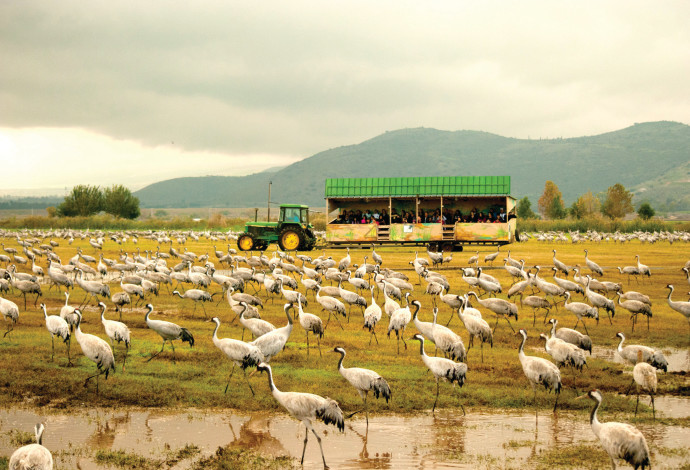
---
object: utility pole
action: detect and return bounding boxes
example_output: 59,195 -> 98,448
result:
267,181 -> 272,222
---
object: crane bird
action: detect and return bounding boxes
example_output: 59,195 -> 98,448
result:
238,301 -> 275,341
616,294 -> 652,332
99,302 -> 131,371
625,351 -> 657,419
8,423 -> 53,470
484,248 -> 500,266
338,247 -> 352,272
40,303 -> 70,364
551,267 -> 584,295
538,332 -> 586,371
387,296 -> 417,354
172,289 -> 216,318
411,334 -> 467,414
111,292 -> 131,320
7,269 -> 42,310
250,303 -> 293,363
75,268 -> 110,307
1,295 -> 19,337
467,291 -> 518,333
635,255 -> 651,281
522,295 -> 552,326
517,329 -> 561,412
371,244 -> 383,265
585,275 -> 615,324
333,346 -> 391,425
584,249 -> 604,276
296,297 -> 324,357
666,284 -> 690,329
552,249 -> 570,276
430,307 -> 467,362
73,310 -> 115,392
256,362 -> 344,468
210,316 -> 263,395
457,300 -> 492,363
144,304 -> 194,363
564,292 -> 598,334
315,285 -> 346,330
362,286 -> 382,345
615,332 -> 668,372
338,280 -> 367,321
579,390 -> 650,469
548,319 -> 592,355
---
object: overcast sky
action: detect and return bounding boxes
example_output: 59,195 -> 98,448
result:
1,1 -> 688,195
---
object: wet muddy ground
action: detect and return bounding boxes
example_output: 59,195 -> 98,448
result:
1,404 -> 688,469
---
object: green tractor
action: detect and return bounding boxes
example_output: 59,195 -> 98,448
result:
237,204 -> 317,252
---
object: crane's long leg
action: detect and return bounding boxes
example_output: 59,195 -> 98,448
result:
433,379 -> 440,413
552,392 -> 560,413
582,320 -> 590,335
67,337 -> 73,366
201,302 -> 208,319
635,393 -> 640,417
625,378 -> 635,396
51,335 -> 55,361
368,329 -> 378,346
300,423 -> 310,465
306,331 -> 310,356
224,363 -> 237,394
317,333 -> 322,358
242,368 -> 254,396
147,339 -> 167,362
492,316 -> 500,333
504,316 -> 516,332
650,393 -> 655,419
309,423 -> 328,469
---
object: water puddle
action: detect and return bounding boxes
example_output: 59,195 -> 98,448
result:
592,346 -> 689,373
1,407 -> 688,469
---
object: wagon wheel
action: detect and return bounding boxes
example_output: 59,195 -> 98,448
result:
278,227 -> 303,251
237,234 -> 255,251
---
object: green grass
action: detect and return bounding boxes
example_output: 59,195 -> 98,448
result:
94,449 -> 160,469
191,447 -> 296,470
0,236 -> 688,419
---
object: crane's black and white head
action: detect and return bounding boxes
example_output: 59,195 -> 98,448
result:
34,423 -> 45,445
98,301 -> 107,311
333,346 -> 346,356
256,362 -> 271,374
517,328 -> 527,340
587,389 -> 603,404
538,333 -> 548,342
616,332 -> 625,340
211,317 -> 221,325
411,333 -> 425,343
549,318 -> 557,327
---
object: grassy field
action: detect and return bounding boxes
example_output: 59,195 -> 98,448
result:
0,235 -> 688,425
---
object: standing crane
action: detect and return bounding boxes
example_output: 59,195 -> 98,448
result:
75,268 -> 110,307
548,319 -> 592,355
73,310 -> 115,392
517,329 -> 561,412
256,362 -> 344,469
1,295 -> 19,337
338,247 -> 352,272
172,289 -> 215,318
616,294 -> 652,332
338,280 -> 367,320
371,244 -> 383,266
467,291 -> 518,333
411,334 -> 467,414
635,255 -> 651,281
238,302 -> 275,341
563,292 -> 598,334
99,302 -> 131,371
8,269 -> 42,310
144,304 -> 194,363
579,390 -> 650,469
615,332 -> 668,372
552,249 -> 570,276
484,248 -> 500,266
538,332 -> 586,371
666,284 -> 690,329
387,296 -> 417,354
40,303 -> 70,363
250,303 -> 293,363
315,285 -> 346,330
8,423 -> 53,470
362,286 -> 382,345
431,308 -> 467,362
210,316 -> 263,395
626,351 -> 657,419
333,346 -> 391,426
296,297 -> 324,357
584,249 -> 604,276
585,275 -> 615,324
457,300 -> 492,363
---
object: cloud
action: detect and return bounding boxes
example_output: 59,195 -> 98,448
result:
1,1 -> 689,192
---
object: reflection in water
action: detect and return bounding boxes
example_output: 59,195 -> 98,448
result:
0,408 -> 688,470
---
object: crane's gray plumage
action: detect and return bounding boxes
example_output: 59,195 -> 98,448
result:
387,296 -> 417,354
362,286 -> 383,345
616,332 -> 668,372
211,316 -> 263,395
458,300 -> 493,363
40,303 -> 70,363
334,346 -> 391,425
584,249 -> 604,276
257,362 -> 344,468
582,390 -> 650,469
1,295 -> 19,337
144,304 -> 194,362
99,302 -> 131,371
296,297 -> 324,356
315,285 -> 346,330
563,292 -> 599,334
250,303 -> 293,362
666,284 -> 690,329
172,288 -> 215,317
239,301 -> 275,340
9,423 -> 53,470
548,319 -> 592,354
616,294 -> 652,332
73,309 -> 115,392
585,275 -> 615,324
411,334 -> 467,414
517,329 -> 561,412
75,268 -> 110,307
431,307 -> 467,362
539,332 -> 586,371
467,291 -> 518,333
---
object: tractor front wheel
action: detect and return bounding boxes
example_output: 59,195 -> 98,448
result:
278,227 -> 303,251
237,234 -> 256,251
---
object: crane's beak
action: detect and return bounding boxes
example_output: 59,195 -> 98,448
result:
575,394 -> 587,401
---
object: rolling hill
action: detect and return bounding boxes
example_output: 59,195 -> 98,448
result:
134,121 -> 690,211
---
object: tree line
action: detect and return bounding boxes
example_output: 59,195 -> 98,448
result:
517,181 -> 655,221
51,185 -> 140,219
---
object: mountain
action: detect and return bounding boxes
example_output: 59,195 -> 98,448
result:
134,121 -> 690,211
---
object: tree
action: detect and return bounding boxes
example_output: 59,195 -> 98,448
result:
637,202 -> 655,220
538,181 -> 565,219
57,185 -> 104,217
104,185 -> 141,219
516,196 -> 537,219
601,183 -> 634,219
569,191 -> 601,219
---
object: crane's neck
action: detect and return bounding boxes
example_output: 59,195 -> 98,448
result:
212,320 -> 220,343
589,398 -> 602,437
41,305 -> 47,319
616,335 -> 625,352
265,367 -> 277,393
550,321 -> 556,337
337,351 -> 345,371
518,333 -> 527,358
284,306 -> 293,326
417,339 -> 426,357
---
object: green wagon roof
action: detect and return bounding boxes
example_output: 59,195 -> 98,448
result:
325,176 -> 511,198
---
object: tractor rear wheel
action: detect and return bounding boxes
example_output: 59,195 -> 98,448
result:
237,234 -> 256,251
278,227 -> 303,251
